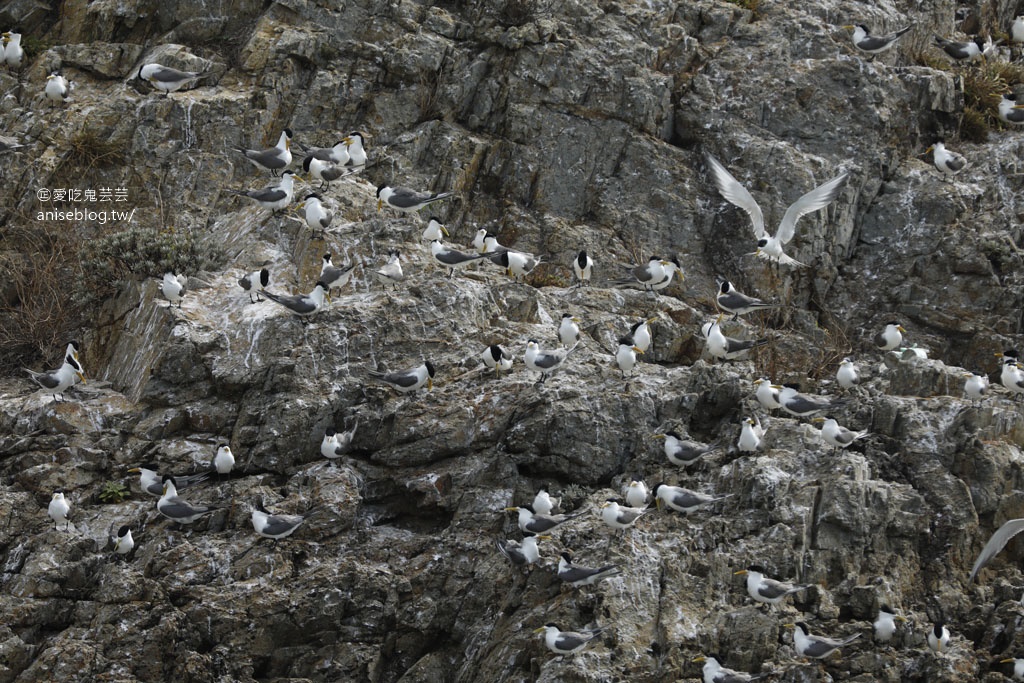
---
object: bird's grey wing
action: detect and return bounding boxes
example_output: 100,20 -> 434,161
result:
756,578 -> 797,599
319,211 -> 332,228
533,352 -> 565,369
724,337 -> 764,354
554,632 -> 591,651
496,539 -> 526,565
246,186 -> 288,203
706,155 -> 766,239
435,249 -> 476,265
151,66 -> 199,82
833,428 -> 857,445
263,291 -> 315,314
718,291 -> 756,309
672,490 -> 711,508
858,35 -> 897,51
777,172 -> 848,244
371,370 -> 419,388
263,515 -> 302,536
30,370 -> 61,389
244,148 -> 287,168
523,517 -> 559,533
946,154 -> 967,172
617,508 -> 645,524
388,187 -> 431,208
784,394 -> 829,414
160,499 -> 207,518
970,518 -> 1024,581
801,638 -> 839,658
559,566 -> 600,583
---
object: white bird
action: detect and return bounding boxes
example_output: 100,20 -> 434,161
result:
321,423 -> 358,460
927,622 -> 950,653
2,31 -> 23,68
113,525 -> 134,557
654,431 -> 721,467
970,517 -> 1024,581
302,156 -> 347,190
845,24 -> 912,55
997,351 -> 1024,397
422,217 -> 449,242
481,344 -> 513,375
999,94 -> 1024,126
239,267 -> 269,303
299,193 -> 332,235
342,131 -> 367,169
873,605 -> 908,644
157,477 -> 218,526
504,505 -> 581,534
629,318 -> 657,353
45,71 -> 70,104
874,321 -> 905,351
573,250 -> 593,286
319,254 -> 355,295
557,552 -> 621,587
777,384 -> 844,418
431,240 -> 488,277
615,336 -> 643,378
787,622 -> 860,659
127,465 -> 209,497
251,502 -> 306,540
261,281 -> 329,319
138,62 -> 203,94
599,498 -> 647,531
754,378 -> 782,410
703,318 -> 769,361
533,623 -> 603,656
25,353 -> 86,402
377,184 -> 452,214
212,444 -> 235,476
369,361 -> 435,394
836,358 -> 860,390
481,233 -> 507,254
738,416 -> 764,452
470,229 -> 489,252
531,487 -> 560,516
812,417 -> 869,451
736,566 -> 810,606
706,154 -> 848,267
558,313 -> 580,347
1001,657 -> 1024,680
492,249 -> 539,282
48,491 -> 71,530
934,35 -> 985,61
374,250 -> 404,290
653,484 -> 731,515
64,340 -> 82,374
302,138 -> 350,165
623,476 -> 649,508
235,129 -> 292,176
692,655 -> 764,683
963,371 -> 989,402
651,257 -> 683,291
524,339 -> 578,384
160,272 -> 185,308
228,171 -> 295,213
1014,16 -> 1024,43
716,281 -> 777,318
613,256 -> 669,291
927,141 -> 967,178
495,535 -> 548,567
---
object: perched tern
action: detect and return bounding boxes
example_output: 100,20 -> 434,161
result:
934,35 -> 984,61
999,94 -> 1024,125
374,250 -> 404,290
261,281 -> 329,319
557,552 -> 621,587
599,498 -> 647,531
160,272 -> 185,308
138,62 -> 203,94
302,138 -> 350,165
963,371 -> 989,402
997,351 -> 1024,397
48,491 -> 71,530
653,484 -> 731,515
422,217 -> 449,242
239,267 -> 269,303
969,517 -> 1024,581
558,314 -> 580,347
1014,16 -> 1024,43
873,605 -> 907,644
251,501 -> 307,540
303,156 -> 346,190
692,655 -> 764,683
496,535 -> 549,567
431,240 -> 487,277
369,361 -> 435,394
613,256 -> 669,291
777,384 -> 843,418
128,465 -> 209,497
654,431 -> 721,467
157,476 -> 218,525
299,194 -> 332,235
623,476 -> 649,508
754,378 -> 782,410
703,317 -> 769,360
845,24 -> 912,55
615,336 -> 643,378
320,253 -> 355,294
787,622 -> 860,659
651,257 -> 682,291
481,344 -> 513,375
2,32 -> 23,68
927,141 -> 967,178
873,321 -> 905,351
505,505 -> 580,534
1001,657 -> 1024,680
524,339 -> 578,384
927,622 -> 950,653
716,281 -> 777,318
212,444 -> 235,476
228,171 -> 295,213
836,358 -> 860,390
471,228 -> 488,252
573,250 -> 593,286
629,318 -> 657,353
481,233 -> 507,254
738,416 -> 764,452
706,154 -> 848,267
45,71 -> 70,104
25,353 -> 86,401
376,184 -> 453,214
493,249 -> 539,282
534,623 -> 602,656
342,132 -> 367,169
113,525 -> 134,557
812,417 -> 869,451
532,487 -> 560,516
235,129 -> 292,176
321,423 -> 358,460
736,566 -> 809,606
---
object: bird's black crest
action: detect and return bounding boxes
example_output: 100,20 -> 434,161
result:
425,361 -> 436,377
117,525 -> 130,536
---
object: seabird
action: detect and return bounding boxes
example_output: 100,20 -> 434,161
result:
422,217 -> 449,242
48,491 -> 70,530
431,240 -> 488,277
812,417 -> 869,451
653,484 -> 731,515
736,566 -> 809,606
228,170 -> 295,213
1001,657 -> 1024,680
996,351 -> 1024,397
261,281 -> 329,319
64,341 -> 82,382
629,318 -> 657,353
235,129 -> 292,176
299,194 -> 332,235
934,35 -> 985,61
532,487 -> 560,516
113,525 -> 134,557
524,339 -> 578,384
504,505 -> 580,534
963,371 -> 989,402
303,156 -> 346,190
969,517 -> 1024,581
493,249 -> 539,282
927,622 -> 950,653
738,416 -> 764,452
557,552 -> 621,587
251,501 -> 306,540
873,605 -> 907,644
496,534 -> 549,567
703,317 -> 769,361
481,344 -> 513,375
301,138 -> 350,165
2,32 -> 23,68
706,154 -> 848,267
787,622 -> 860,659
374,250 -> 404,290
343,132 -> 367,169
573,250 -> 593,286
321,423 -> 358,460
138,63 -> 203,94
238,267 -> 269,303
470,228 -> 489,252
157,476 -> 218,525
927,141 -> 967,178
754,378 -> 782,410
25,354 -> 86,402
999,94 -> 1024,125
160,272 -> 185,308
558,314 -> 581,347
651,257 -> 683,291
128,465 -> 210,497
600,498 -> 647,531
320,253 -> 355,294
623,476 -> 649,508
692,655 -> 765,683
777,384 -> 843,418
377,184 -> 453,214
716,281 -> 777,318
615,336 -> 643,378
369,361 -> 435,394
482,233 -> 507,254
45,71 -> 70,104
845,24 -> 912,55
836,358 -> 860,390
654,431 -> 721,467
212,444 -> 235,476
533,623 -> 602,656
873,321 -> 905,351
612,256 -> 669,291
1014,16 -> 1024,43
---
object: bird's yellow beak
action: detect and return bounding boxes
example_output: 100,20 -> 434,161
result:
127,467 -> 140,473
734,569 -> 748,576
770,384 -> 783,389
646,317 -> 658,323
996,352 -> 1005,357
77,372 -> 87,384
656,498 -> 663,510
427,378 -> 433,391
441,224 -> 449,236
1015,104 -> 1024,110
533,627 -> 547,634
342,136 -> 353,145
783,623 -> 795,628
692,656 -> 707,663
285,139 -> 291,150
1002,658 -> 1017,663
503,507 -> 519,512
895,616 -> 908,623
897,325 -> 906,333
652,434 -> 666,440
811,417 -> 824,423
841,25 -> 854,30
536,534 -> 553,541
633,347 -> 643,354
925,145 -> 934,154
599,501 -> 610,509
377,199 -> 383,211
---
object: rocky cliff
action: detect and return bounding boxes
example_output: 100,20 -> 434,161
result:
3,0 -> 1024,681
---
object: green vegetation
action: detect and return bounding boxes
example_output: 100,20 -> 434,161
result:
98,481 -> 130,504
